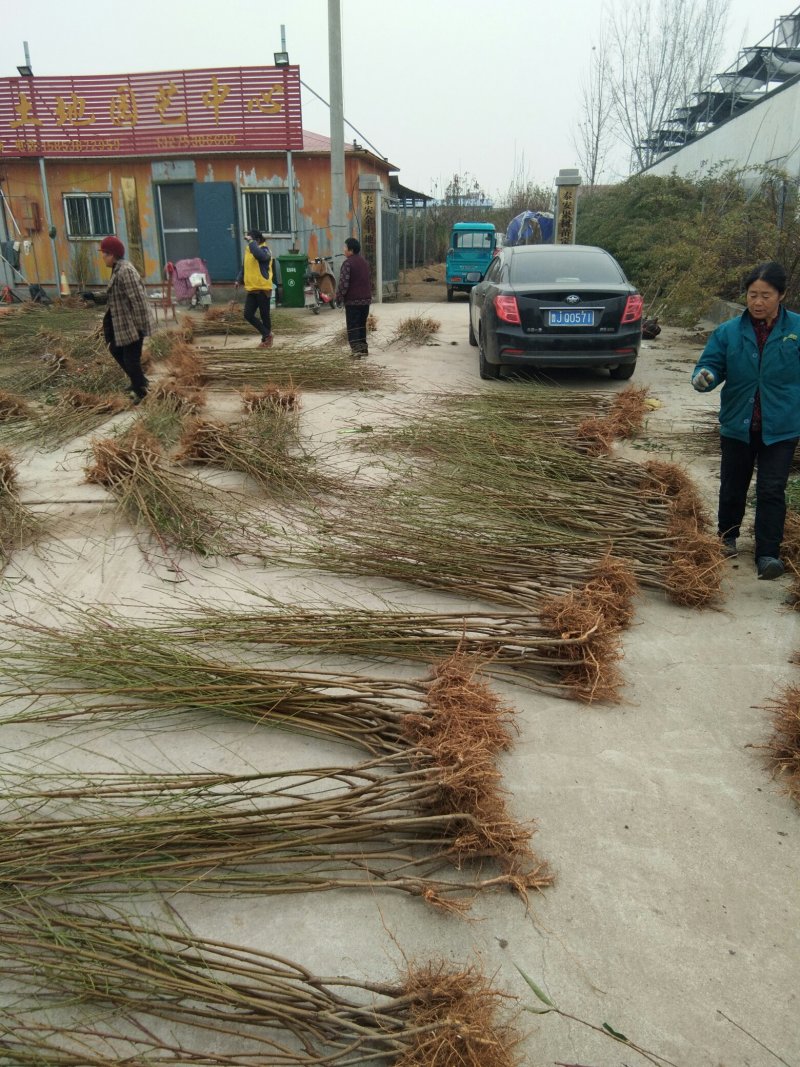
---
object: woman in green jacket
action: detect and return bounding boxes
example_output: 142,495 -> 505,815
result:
691,261 -> 800,580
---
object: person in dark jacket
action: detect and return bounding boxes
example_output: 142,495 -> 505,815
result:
236,230 -> 274,347
83,236 -> 154,404
691,261 -> 800,579
335,237 -> 372,357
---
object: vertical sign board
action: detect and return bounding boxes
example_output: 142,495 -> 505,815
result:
554,169 -> 581,245
361,190 -> 377,294
0,66 -> 303,158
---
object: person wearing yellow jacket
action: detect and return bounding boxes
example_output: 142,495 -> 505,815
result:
236,229 -> 274,348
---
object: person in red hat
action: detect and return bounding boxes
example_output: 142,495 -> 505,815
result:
83,236 -> 154,403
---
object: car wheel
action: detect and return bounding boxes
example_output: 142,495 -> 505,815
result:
447,286 -> 454,302
468,315 -> 477,347
478,334 -> 500,380
609,362 -> 636,380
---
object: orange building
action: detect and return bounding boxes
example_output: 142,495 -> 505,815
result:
0,64 -> 397,294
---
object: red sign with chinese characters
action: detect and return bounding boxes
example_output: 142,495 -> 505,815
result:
0,65 -> 303,158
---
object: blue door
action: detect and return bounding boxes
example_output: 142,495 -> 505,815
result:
194,182 -> 239,281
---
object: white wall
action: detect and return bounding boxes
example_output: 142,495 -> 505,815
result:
646,78 -> 800,178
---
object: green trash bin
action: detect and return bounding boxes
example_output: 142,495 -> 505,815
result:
278,252 -> 308,308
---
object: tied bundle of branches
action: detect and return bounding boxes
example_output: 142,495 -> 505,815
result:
0,331 -> 118,402
301,488 -> 639,613
761,685 -> 800,807
162,598 -> 627,701
145,328 -> 184,362
0,305 -> 103,356
84,426 -> 257,558
129,380 -> 207,448
783,513 -> 800,607
162,335 -> 209,388
390,314 -> 441,347
0,903 -> 522,1066
0,752 -> 545,905
182,303 -> 309,340
0,390 -> 34,421
332,311 -> 378,347
242,383 -> 300,411
640,460 -> 724,606
348,394 -> 720,605
197,341 -> 391,390
0,624 -> 549,891
0,389 -> 128,450
356,387 -> 625,463
176,407 -> 335,498
0,448 -> 42,570
576,386 -> 651,454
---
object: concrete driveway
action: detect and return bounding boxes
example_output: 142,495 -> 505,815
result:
1,301 -> 797,1066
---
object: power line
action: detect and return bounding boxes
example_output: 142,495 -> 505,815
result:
300,79 -> 388,161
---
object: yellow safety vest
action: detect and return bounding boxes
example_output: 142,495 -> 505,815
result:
243,244 -> 273,291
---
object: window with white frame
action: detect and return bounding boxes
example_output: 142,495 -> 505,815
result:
63,194 -> 115,238
241,190 -> 291,235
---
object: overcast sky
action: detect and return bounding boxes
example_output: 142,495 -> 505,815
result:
1,0 -> 796,200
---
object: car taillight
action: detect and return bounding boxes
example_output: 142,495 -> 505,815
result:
621,295 -> 644,323
494,294 -> 521,324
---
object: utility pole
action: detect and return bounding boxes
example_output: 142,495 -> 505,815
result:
328,0 -> 347,270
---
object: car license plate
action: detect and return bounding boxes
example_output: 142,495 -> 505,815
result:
548,309 -> 595,326
466,271 -> 482,282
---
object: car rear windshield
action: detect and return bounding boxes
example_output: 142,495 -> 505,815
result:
510,250 -> 626,285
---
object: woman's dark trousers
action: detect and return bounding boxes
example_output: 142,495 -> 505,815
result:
244,290 -> 272,339
718,431 -> 798,557
109,337 -> 148,397
345,304 -> 370,354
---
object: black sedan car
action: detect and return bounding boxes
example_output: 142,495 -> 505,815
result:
468,244 -> 643,380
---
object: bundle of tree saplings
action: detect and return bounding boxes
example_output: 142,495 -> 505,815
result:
0,388 -> 129,450
0,303 -> 103,360
575,385 -> 651,453
0,751 -> 549,906
762,684 -> 800,807
390,314 -> 441,347
0,902 -> 522,1066
127,380 -> 207,448
0,448 -> 43,571
297,487 -> 646,613
0,323 -> 121,400
156,597 -> 627,702
0,625 -> 548,892
346,403 -> 722,606
176,402 -> 338,499
84,425 -> 267,558
200,342 -> 391,390
332,311 -> 378,347
181,302 -> 309,340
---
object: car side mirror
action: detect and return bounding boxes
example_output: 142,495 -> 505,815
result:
447,248 -> 454,256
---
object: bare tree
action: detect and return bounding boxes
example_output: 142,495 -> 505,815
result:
574,38 -> 614,187
606,0 -> 728,171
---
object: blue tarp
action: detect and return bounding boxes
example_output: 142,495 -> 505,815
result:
506,210 -> 554,246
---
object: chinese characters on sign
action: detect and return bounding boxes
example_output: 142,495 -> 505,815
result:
556,187 -> 576,245
0,66 -> 303,157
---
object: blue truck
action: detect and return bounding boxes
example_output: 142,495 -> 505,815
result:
445,221 -> 497,302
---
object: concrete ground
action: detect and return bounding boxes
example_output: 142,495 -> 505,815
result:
1,301 -> 798,1066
